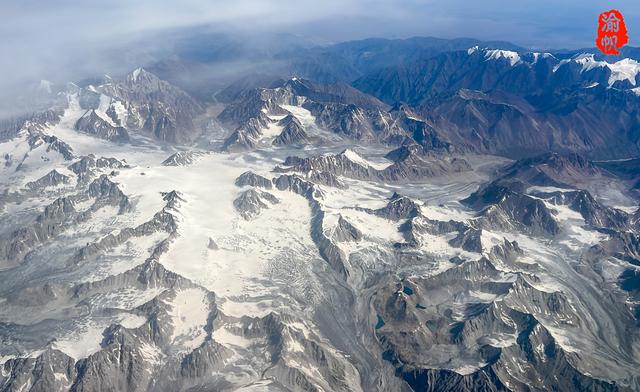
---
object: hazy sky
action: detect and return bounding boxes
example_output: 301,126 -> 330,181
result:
0,0 -> 638,98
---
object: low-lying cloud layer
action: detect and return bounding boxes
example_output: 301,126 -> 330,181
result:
0,0 -> 637,115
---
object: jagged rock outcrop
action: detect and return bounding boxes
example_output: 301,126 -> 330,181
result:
501,152 -> 604,189
464,183 -> 560,236
448,227 -> 483,253
273,115 -> 309,146
235,171 -> 273,189
71,192 -> 180,265
87,175 -> 131,213
304,101 -> 377,141
218,77 -> 460,152
233,189 -> 280,220
274,174 -> 323,199
548,189 -> 630,229
25,169 -> 71,190
361,192 -> 421,221
592,231 -> 640,266
161,151 -> 205,166
0,197 -> 76,266
305,170 -> 347,189
332,215 -> 362,242
281,149 -> 377,179
25,132 -> 74,161
281,148 -> 470,183
488,238 -> 524,265
2,349 -> 77,392
386,151 -> 470,182
68,155 -> 128,183
75,109 -> 130,142
0,110 -> 62,141
223,116 -> 272,151
83,68 -> 205,144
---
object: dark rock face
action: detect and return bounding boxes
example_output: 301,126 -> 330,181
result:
233,189 -> 280,220
222,116 -> 272,151
272,115 -> 308,146
363,192 -> 421,221
488,238 -> 523,264
25,169 -> 71,190
89,68 -> 205,144
161,151 -> 205,166
219,88 -> 287,127
499,152 -> 607,190
332,215 -> 362,242
75,110 -> 130,143
398,367 -> 509,392
306,170 -> 347,189
463,182 -> 560,236
235,171 -> 273,189
304,101 -> 377,141
387,108 -> 452,152
380,147 -> 471,182
24,132 -> 75,161
385,144 -> 425,163
271,77 -> 389,111
0,197 -> 76,265
593,231 -> 640,266
448,227 -> 483,253
68,155 -> 128,183
219,88 -> 287,151
566,191 -> 630,229
87,175 -> 131,213
529,188 -> 632,231
282,150 -> 376,179
490,194 -> 559,236
281,148 -> 470,184
274,174 -> 322,199
0,110 -> 62,143
2,349 -> 77,392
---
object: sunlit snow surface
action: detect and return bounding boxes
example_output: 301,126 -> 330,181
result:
553,53 -> 640,87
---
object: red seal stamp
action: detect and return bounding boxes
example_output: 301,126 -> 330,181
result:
596,9 -> 628,55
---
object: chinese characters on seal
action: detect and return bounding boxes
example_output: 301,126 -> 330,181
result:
596,9 -> 628,55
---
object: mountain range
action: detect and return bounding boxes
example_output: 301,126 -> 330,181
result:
1,36 -> 640,392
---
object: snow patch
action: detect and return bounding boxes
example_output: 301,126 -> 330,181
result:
484,49 -> 521,66
213,326 -> 252,348
131,68 -> 143,82
531,52 -> 554,63
52,321 -> 106,360
168,288 -> 210,351
571,54 -> 640,86
340,148 -> 392,170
